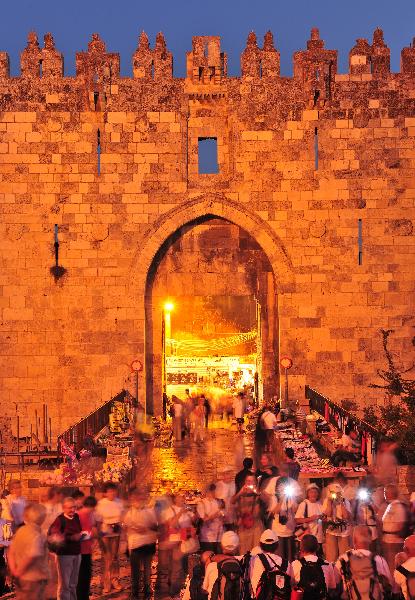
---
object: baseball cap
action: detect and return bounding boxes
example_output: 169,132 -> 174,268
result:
260,529 -> 279,544
306,483 -> 320,493
221,531 -> 239,552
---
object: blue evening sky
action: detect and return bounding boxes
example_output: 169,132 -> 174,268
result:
1,0 -> 414,77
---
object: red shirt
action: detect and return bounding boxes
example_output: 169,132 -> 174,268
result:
77,509 -> 95,555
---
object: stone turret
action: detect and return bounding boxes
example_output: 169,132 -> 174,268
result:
401,37 -> 415,74
20,31 -> 42,77
0,51 -> 9,78
153,32 -> 173,80
241,32 -> 261,78
371,28 -> 390,75
42,33 -> 64,77
349,38 -> 372,75
186,36 -> 227,84
293,28 -> 337,102
76,33 -> 120,83
261,31 -> 280,78
133,31 -> 153,79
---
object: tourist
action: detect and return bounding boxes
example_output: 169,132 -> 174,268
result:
197,484 -> 225,553
255,454 -> 278,490
292,534 -> 338,598
295,483 -> 324,553
182,551 -> 215,600
76,495 -> 98,600
336,524 -> 392,599
260,405 -> 278,452
331,429 -> 361,467
202,395 -> 211,429
202,531 -> 240,599
71,490 -> 85,511
215,466 -> 236,530
268,476 -> 299,562
0,502 -> 11,595
157,492 -> 196,596
233,391 -> 245,434
283,447 -> 301,481
235,457 -> 254,493
394,534 -> 415,600
374,440 -> 398,486
124,489 -> 158,600
48,496 -> 82,600
95,482 -> 124,593
231,474 -> 263,554
322,482 -> 352,562
190,398 -> 206,444
172,395 -> 184,442
250,529 -> 293,598
381,483 -> 408,575
8,503 -> 49,600
41,486 -> 63,600
352,483 -> 379,553
2,479 -> 27,532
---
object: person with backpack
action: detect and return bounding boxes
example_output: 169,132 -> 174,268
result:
322,483 -> 352,562
295,484 -> 324,554
394,534 -> 415,600
291,534 -> 338,599
268,476 -> 299,561
202,531 -> 242,600
48,496 -> 83,600
182,551 -> 213,600
336,524 -> 392,600
382,484 -> 409,576
250,528 -> 293,600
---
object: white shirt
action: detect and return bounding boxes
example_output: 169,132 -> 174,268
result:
124,506 -> 157,550
0,518 -> 12,547
233,397 -> 244,419
262,476 -> 303,510
292,554 -> 337,590
336,549 -> 392,587
215,480 -> 236,524
197,498 -> 223,543
322,497 -> 351,538
174,402 -> 183,417
250,552 -> 293,595
394,556 -> 415,600
295,500 -> 324,543
270,497 -> 297,537
382,499 -> 407,543
2,495 -> 27,527
261,411 -> 277,430
96,497 -> 124,532
41,501 -> 63,534
334,434 -> 353,449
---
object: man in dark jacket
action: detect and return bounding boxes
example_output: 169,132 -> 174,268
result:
48,497 -> 82,600
235,458 -> 254,492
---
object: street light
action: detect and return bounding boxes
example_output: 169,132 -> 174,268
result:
280,356 -> 293,408
162,301 -> 175,395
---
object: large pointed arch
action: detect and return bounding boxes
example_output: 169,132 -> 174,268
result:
129,193 -> 295,296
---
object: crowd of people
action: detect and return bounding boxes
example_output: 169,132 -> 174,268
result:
0,407 -> 415,600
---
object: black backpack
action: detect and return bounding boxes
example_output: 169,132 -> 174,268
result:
211,557 -> 243,600
395,565 -> 415,600
255,554 -> 291,600
297,557 -> 327,600
189,565 -> 208,600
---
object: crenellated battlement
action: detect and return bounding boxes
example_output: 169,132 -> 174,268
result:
0,27 -> 414,85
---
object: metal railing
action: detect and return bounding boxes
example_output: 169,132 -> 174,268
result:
305,385 -> 380,464
58,390 -> 127,454
305,386 -> 379,438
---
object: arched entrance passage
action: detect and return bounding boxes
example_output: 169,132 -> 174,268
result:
129,195 -> 294,415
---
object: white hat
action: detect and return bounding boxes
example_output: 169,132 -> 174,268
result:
260,529 -> 278,544
306,483 -> 321,493
221,531 -> 239,552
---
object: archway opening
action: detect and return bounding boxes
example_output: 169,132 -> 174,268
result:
145,215 -> 279,416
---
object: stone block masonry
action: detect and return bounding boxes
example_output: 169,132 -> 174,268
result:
0,28 -> 414,439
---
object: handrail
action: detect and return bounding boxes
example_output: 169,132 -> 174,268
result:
305,386 -> 379,438
58,389 -> 127,454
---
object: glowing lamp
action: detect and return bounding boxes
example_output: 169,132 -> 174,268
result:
164,301 -> 174,312
280,357 -> 293,370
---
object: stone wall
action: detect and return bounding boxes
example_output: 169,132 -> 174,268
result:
0,29 -> 414,438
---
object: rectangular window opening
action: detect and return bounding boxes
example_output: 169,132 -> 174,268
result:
358,218 -> 363,265
314,127 -> 319,170
198,137 -> 219,174
97,129 -> 101,176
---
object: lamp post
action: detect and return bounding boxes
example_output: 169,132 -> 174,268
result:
280,356 -> 293,409
162,301 -> 174,395
130,359 -> 143,421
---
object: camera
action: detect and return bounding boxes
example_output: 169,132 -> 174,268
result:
330,491 -> 342,502
357,488 -> 370,502
284,485 -> 294,499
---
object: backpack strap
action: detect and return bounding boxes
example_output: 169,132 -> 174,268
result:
396,565 -> 410,578
257,553 -> 272,572
304,501 -> 308,519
